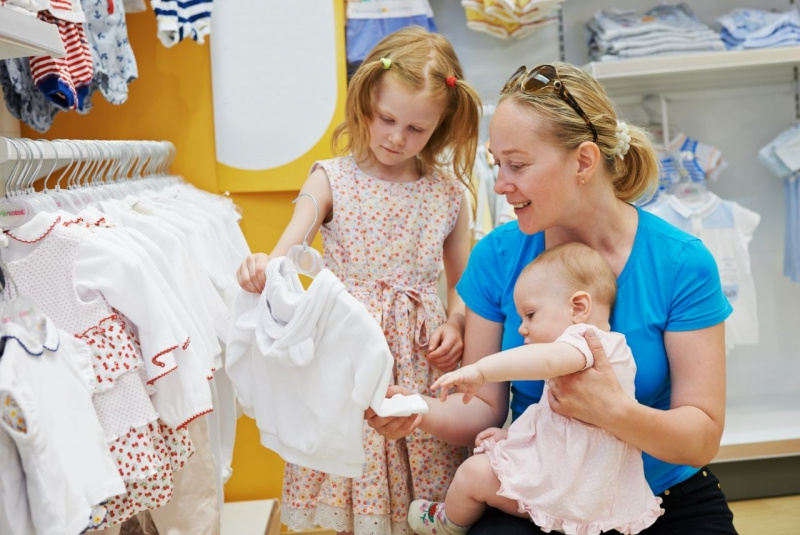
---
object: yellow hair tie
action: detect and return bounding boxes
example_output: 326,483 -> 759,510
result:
380,57 -> 391,70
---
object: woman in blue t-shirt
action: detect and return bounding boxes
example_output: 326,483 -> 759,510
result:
368,63 -> 736,534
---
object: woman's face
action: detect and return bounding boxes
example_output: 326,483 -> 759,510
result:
489,99 -> 578,235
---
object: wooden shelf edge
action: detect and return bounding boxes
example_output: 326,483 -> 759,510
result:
713,438 -> 800,463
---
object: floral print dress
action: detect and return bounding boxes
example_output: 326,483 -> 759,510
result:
281,156 -> 469,535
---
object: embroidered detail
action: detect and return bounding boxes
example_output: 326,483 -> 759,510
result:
151,344 -> 178,368
7,215 -> 62,243
1,392 -> 26,433
177,408 -> 213,429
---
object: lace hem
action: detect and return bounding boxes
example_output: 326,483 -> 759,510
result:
282,502 -> 412,535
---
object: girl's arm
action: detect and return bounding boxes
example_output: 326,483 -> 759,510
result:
432,341 -> 587,403
237,168 -> 333,293
549,324 -> 726,467
426,193 -> 471,371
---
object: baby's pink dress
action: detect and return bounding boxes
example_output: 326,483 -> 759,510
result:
482,324 -> 664,535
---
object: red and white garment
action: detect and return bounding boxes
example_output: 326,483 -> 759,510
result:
2,212 -> 196,528
30,0 -> 94,110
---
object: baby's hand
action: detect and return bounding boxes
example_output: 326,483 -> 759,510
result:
474,427 -> 508,450
237,253 -> 270,293
430,364 -> 485,403
426,322 -> 463,372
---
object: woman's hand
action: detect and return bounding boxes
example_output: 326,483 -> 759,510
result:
431,364 -> 485,403
237,253 -> 270,293
547,329 -> 626,427
426,321 -> 464,372
365,385 -> 424,439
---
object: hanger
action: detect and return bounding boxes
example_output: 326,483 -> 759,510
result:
285,193 -> 324,278
666,150 -> 710,203
641,94 -> 680,148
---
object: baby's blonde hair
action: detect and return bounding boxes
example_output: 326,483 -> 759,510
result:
500,62 -> 659,203
332,26 -> 481,191
521,243 -> 617,311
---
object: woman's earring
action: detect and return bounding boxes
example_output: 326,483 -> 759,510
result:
581,178 -> 586,186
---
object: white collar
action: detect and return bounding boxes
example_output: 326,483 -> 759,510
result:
665,192 -> 721,219
5,211 -> 61,243
2,313 -> 60,357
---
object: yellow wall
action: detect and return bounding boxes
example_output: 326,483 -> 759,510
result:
21,11 -> 309,502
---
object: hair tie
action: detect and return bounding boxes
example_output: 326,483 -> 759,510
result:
446,76 -> 457,88
615,120 -> 631,160
380,57 -> 392,70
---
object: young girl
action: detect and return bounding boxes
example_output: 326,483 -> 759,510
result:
408,243 -> 664,535
236,26 -> 482,535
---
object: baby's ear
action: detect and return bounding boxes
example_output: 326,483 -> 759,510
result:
569,291 -> 592,323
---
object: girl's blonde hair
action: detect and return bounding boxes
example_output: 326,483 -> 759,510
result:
523,242 -> 617,311
332,26 -> 481,191
500,62 -> 659,203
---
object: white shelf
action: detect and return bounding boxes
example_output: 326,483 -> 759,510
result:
583,46 -> 800,97
714,392 -> 800,463
0,7 -> 65,60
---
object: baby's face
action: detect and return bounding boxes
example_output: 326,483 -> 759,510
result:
514,271 -> 574,344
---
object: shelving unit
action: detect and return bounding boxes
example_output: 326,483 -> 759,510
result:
581,47 -> 800,464
583,46 -> 800,97
0,7 -> 65,60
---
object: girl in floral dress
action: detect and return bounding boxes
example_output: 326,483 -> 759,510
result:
236,26 -> 482,535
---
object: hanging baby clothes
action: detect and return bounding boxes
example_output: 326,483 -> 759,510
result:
280,156 -> 468,535
0,312 -> 126,534
30,0 -> 95,111
80,0 -> 139,107
2,212 -> 196,529
646,193 -> 760,352
0,57 -> 60,133
149,0 -> 214,47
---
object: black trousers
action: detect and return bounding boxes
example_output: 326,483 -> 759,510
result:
467,467 -> 737,535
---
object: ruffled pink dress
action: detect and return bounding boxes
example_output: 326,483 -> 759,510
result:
482,324 -> 664,535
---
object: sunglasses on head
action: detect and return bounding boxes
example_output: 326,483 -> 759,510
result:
501,64 -> 598,144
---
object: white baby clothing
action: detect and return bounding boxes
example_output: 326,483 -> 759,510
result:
0,314 -> 125,535
226,257 -> 428,478
648,193 -> 760,351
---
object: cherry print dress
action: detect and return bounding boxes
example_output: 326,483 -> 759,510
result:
281,156 -> 469,535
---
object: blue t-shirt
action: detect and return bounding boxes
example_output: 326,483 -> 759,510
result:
456,207 -> 732,494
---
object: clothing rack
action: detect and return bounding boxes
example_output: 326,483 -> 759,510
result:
0,137 -> 176,196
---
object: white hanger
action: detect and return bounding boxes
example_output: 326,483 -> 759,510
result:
285,193 -> 324,278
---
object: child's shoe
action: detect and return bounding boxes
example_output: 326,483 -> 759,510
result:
407,500 -> 469,535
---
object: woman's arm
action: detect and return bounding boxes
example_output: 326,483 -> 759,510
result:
236,168 -> 333,293
426,193 -> 471,371
549,324 -> 726,467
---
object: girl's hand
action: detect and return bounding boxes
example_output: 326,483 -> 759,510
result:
365,385 -> 424,439
431,365 -> 485,403
426,321 -> 464,372
547,329 -> 626,427
237,253 -> 270,293
475,427 -> 507,447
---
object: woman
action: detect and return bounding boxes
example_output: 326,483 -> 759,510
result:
368,63 -> 737,534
